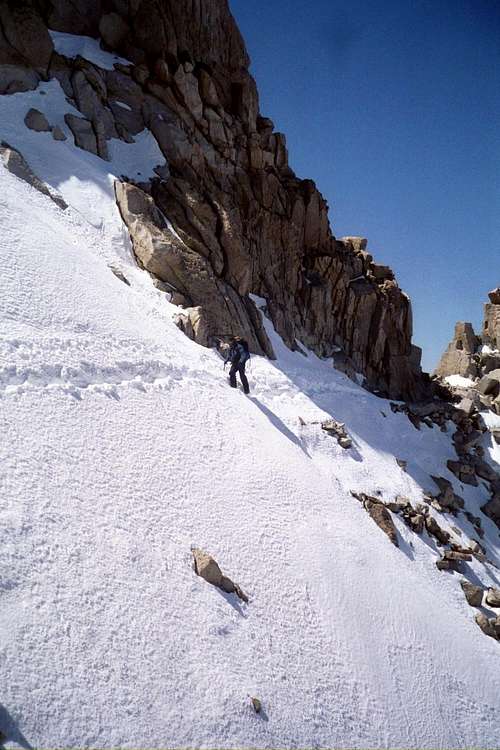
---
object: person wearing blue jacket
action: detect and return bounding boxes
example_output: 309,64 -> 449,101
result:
225,336 -> 250,394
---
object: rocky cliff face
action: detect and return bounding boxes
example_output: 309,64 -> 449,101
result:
0,0 -> 427,400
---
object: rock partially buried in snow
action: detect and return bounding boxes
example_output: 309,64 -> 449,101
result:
24,107 -> 50,132
193,548 -> 221,586
321,418 -> 352,449
51,125 -> 66,141
485,588 -> 500,608
192,548 -> 248,603
475,613 -> 499,641
429,475 -> 464,512
460,580 -> 483,607
64,113 -> 98,157
443,550 -> 472,562
425,515 -> 451,546
446,459 -> 478,487
351,493 -> 398,546
365,502 -> 398,546
386,496 -> 412,513
250,696 -> 262,714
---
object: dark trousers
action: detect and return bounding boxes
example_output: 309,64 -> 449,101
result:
229,362 -> 249,393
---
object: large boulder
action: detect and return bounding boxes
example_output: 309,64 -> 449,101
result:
424,515 -> 450,545
70,67 -> 117,159
24,107 -> 50,132
64,114 -> 98,157
485,588 -> 500,608
460,581 -> 483,607
475,613 -> 499,641
0,0 -> 53,73
0,26 -> 39,94
476,369 -> 500,398
480,351 -> 500,374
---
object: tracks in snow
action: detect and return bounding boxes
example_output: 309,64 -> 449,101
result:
0,335 -> 218,399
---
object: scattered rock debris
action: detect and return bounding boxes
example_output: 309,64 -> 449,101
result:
321,418 -> 352,449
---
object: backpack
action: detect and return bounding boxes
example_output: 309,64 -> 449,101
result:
231,339 -> 249,365
239,339 -> 250,363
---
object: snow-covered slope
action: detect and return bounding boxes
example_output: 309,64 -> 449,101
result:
1,74 -> 500,750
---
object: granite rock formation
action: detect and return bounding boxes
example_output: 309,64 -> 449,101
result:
434,322 -> 479,379
434,288 -> 500,414
0,0 -> 428,399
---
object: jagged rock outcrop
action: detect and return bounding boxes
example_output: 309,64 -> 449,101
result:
0,0 -> 429,399
434,322 -> 479,379
484,288 -> 500,349
115,179 -> 274,354
435,289 -> 500,411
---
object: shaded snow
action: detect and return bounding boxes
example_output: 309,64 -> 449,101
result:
483,410 -> 500,466
1,80 -> 500,749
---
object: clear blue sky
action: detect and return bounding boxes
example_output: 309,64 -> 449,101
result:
229,0 -> 500,371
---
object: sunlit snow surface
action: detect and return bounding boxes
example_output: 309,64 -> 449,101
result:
1,70 -> 500,749
49,30 -> 131,70
445,374 -> 476,388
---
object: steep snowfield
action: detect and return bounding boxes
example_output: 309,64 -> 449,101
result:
1,74 -> 500,749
